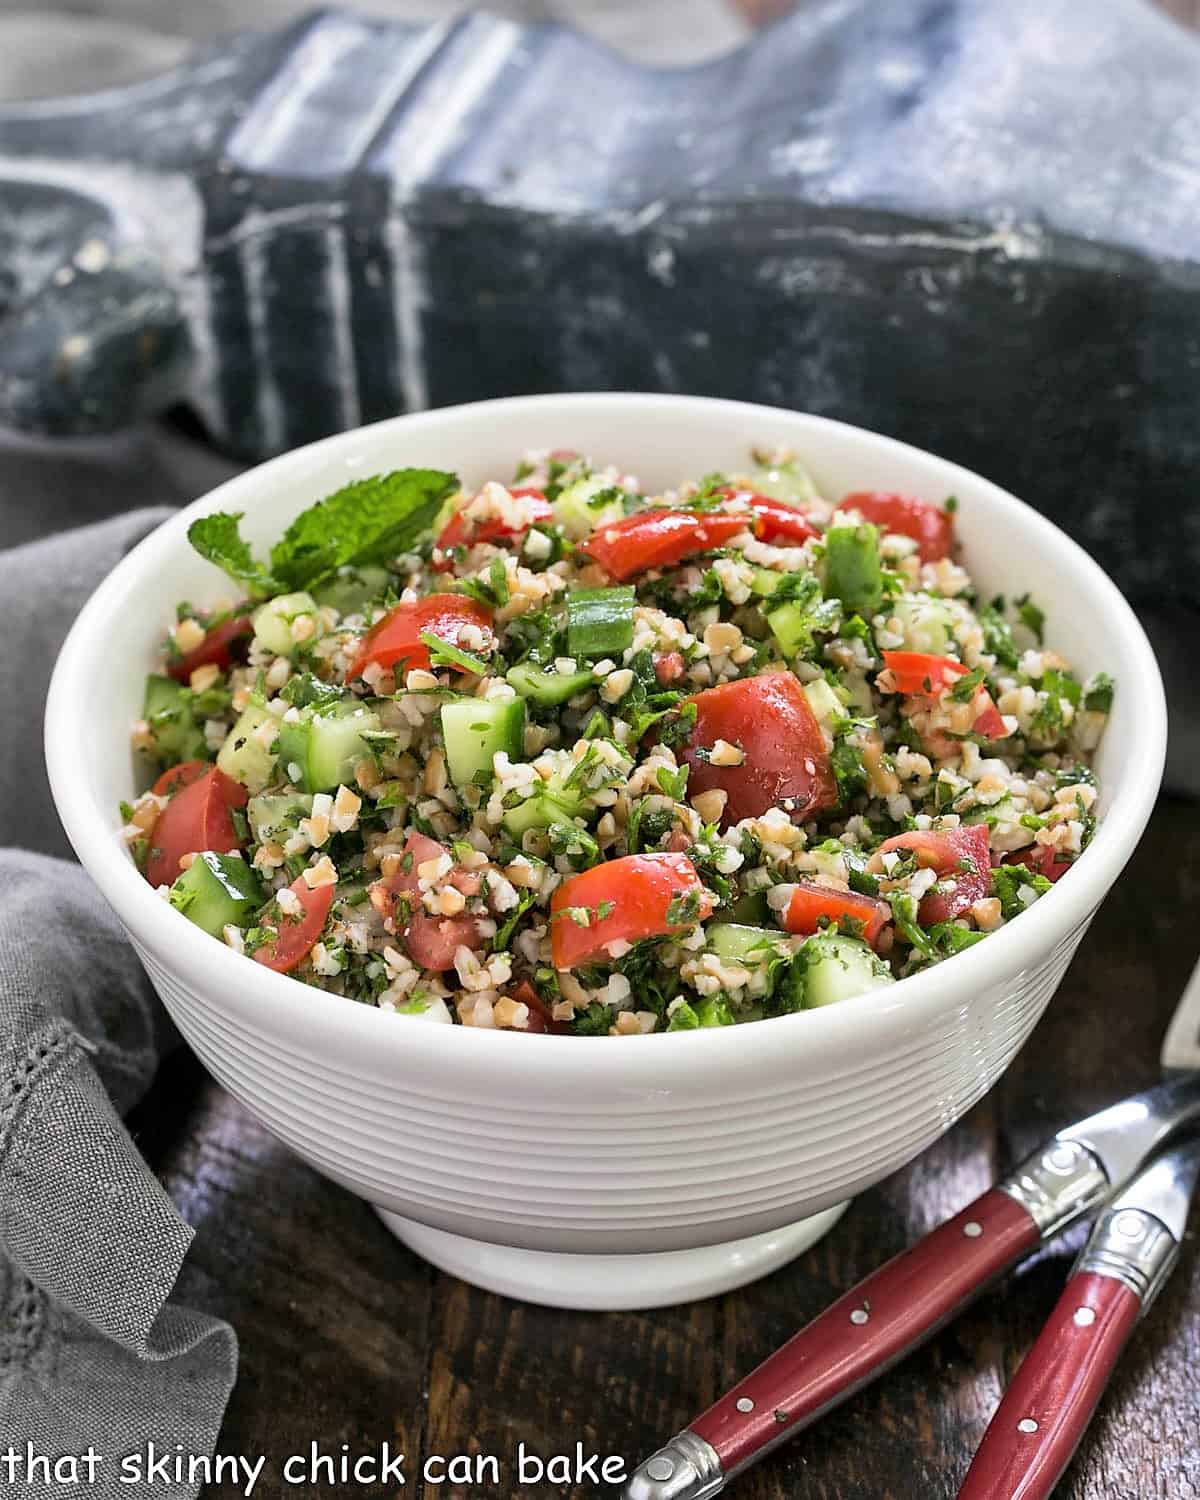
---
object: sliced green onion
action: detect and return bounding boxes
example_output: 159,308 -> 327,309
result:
566,586 -> 635,660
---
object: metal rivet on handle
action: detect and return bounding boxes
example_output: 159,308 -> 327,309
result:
646,1457 -> 676,1481
850,1309 -> 870,1325
1115,1211 -> 1145,1241
1018,1418 -> 1039,1434
963,1221 -> 983,1238
1047,1144 -> 1077,1173
736,1397 -> 755,1413
1074,1307 -> 1096,1327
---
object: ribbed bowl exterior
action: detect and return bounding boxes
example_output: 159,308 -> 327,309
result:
46,397 -> 1165,1258
132,921 -> 1089,1252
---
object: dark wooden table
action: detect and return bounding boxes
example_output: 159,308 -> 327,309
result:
128,796 -> 1200,1500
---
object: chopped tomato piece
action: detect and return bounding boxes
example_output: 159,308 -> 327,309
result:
550,853 -> 714,970
144,766 -> 247,888
880,651 -> 969,696
346,595 -> 494,682
880,651 -> 1008,743
1003,844 -> 1075,883
835,491 -> 954,562
676,671 -> 837,828
578,509 -> 746,582
719,488 -> 819,545
653,650 -> 686,687
252,877 -> 335,973
434,486 -> 553,563
151,760 -> 210,798
367,831 -> 481,972
166,613 -> 253,683
876,824 -> 991,924
782,881 -> 891,947
510,979 -> 565,1035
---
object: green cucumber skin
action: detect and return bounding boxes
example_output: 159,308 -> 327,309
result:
801,932 -> 895,1007
275,704 -> 382,793
440,697 -> 526,787
567,586 -> 635,660
143,674 -> 207,763
170,852 -> 263,936
506,662 -> 595,706
824,524 -> 884,618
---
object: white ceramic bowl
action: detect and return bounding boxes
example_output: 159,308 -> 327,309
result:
46,395 -> 1165,1310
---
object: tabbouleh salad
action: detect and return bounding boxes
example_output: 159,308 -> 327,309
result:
123,446 -> 1112,1036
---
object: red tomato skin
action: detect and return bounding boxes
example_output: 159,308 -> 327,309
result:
718,488 -> 819,545
367,832 -> 481,972
346,595 -> 494,681
782,881 -> 891,947
509,979 -> 565,1035
434,487 -> 553,563
579,510 -> 746,582
880,652 -> 1008,743
144,767 -> 247,888
151,760 -> 210,798
881,651 -> 968,696
550,853 -> 714,970
166,614 -> 253,683
836,492 -> 955,562
677,672 -> 837,828
877,824 -> 991,924
1003,844 -> 1074,883
252,878 -> 335,973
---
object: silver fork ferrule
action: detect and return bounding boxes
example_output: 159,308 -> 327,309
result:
1076,1206 -> 1180,1313
997,1137 -> 1110,1237
622,1432 -> 724,1500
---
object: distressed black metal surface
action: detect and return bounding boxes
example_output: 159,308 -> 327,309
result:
1,0 -> 1199,621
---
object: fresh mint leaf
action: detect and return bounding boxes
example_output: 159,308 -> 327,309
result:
187,512 -> 279,597
270,469 -> 458,590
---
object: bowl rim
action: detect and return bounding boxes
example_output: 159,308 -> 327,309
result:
45,392 -> 1167,1082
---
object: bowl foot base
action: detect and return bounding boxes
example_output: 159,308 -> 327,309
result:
374,1202 -> 850,1310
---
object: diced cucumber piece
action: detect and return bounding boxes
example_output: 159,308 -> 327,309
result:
275,702 -> 382,792
707,923 -> 785,964
168,852 -> 263,937
251,591 -> 319,656
823,524 -> 883,618
502,786 -> 587,838
765,600 -> 812,658
246,791 -> 313,845
143,674 -> 207,764
217,702 -> 282,794
695,995 -> 735,1027
552,476 -> 625,540
724,889 -> 771,926
745,458 -> 820,508
963,795 -> 1018,832
312,565 -> 390,617
440,696 -> 525,788
567,586 -> 635,660
892,594 -> 954,654
506,661 -> 595,706
800,931 -> 895,1008
804,676 -> 844,728
750,568 -> 783,598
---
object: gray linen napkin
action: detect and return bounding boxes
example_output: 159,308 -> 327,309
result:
0,511 -> 237,1497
